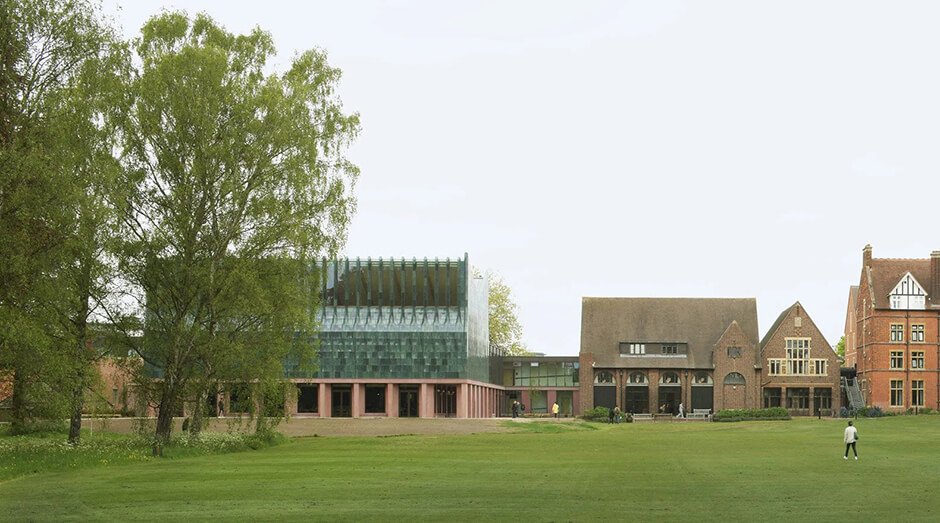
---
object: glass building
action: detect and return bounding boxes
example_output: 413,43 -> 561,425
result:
288,255 -> 505,418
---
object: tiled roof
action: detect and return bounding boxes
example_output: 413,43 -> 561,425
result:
868,258 -> 934,309
580,297 -> 759,369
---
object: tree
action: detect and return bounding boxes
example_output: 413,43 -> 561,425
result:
835,336 -> 846,360
112,12 -> 359,454
487,272 -> 529,356
0,0 -> 120,435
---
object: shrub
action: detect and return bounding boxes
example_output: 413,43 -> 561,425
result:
714,407 -> 790,422
581,406 -> 610,422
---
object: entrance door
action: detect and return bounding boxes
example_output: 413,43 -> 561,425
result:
594,386 -> 616,409
399,386 -> 419,417
658,387 -> 679,414
624,387 -> 649,413
331,385 -> 351,417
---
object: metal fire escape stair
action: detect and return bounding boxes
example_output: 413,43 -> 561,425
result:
842,377 -> 865,410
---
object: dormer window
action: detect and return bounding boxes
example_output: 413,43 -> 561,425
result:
889,272 -> 927,310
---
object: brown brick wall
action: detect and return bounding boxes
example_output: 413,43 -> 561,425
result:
712,321 -> 760,410
761,304 -> 842,413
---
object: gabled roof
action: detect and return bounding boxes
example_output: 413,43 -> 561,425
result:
580,297 -> 759,369
888,271 -> 927,296
760,302 -> 797,349
760,301 -> 835,355
867,258 -> 934,309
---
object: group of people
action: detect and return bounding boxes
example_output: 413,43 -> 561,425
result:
511,400 -> 563,418
607,406 -> 633,423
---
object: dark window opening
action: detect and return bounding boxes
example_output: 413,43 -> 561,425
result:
763,387 -> 781,408
331,384 -> 352,417
813,388 -> 832,411
297,384 -> 318,413
365,385 -> 386,413
399,385 -> 420,417
434,385 -> 457,417
786,387 -> 810,411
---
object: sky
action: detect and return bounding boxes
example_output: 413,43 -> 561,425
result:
101,0 -> 940,355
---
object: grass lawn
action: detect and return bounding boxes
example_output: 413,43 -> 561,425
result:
1,416 -> 939,521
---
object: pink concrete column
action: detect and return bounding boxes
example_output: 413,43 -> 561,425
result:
457,383 -> 469,418
420,383 -> 431,418
548,389 -> 557,410
319,383 -> 330,418
351,383 -> 362,418
386,383 -> 397,417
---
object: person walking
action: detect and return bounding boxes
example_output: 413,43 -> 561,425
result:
677,402 -> 685,418
551,401 -> 560,418
512,400 -> 520,419
844,420 -> 859,460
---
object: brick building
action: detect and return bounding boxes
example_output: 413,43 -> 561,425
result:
759,302 -> 841,415
579,298 -> 762,415
846,245 -> 940,411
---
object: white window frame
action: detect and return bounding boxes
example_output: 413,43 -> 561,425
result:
890,380 -> 904,407
911,351 -> 925,370
890,351 -> 904,370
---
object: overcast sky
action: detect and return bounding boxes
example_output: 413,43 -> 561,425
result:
102,1 -> 940,355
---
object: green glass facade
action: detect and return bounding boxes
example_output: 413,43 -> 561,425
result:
287,255 -> 499,384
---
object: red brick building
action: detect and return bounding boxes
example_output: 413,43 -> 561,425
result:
759,302 -> 841,415
846,245 -> 940,411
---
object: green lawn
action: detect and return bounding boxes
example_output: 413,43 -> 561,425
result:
2,417 -> 939,521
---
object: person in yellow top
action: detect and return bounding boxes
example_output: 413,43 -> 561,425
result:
551,402 -> 560,418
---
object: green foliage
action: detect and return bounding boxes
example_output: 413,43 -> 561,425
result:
581,406 -> 610,421
0,428 -> 285,482
486,272 -> 528,356
714,407 -> 790,421
0,0 -> 123,436
855,406 -> 885,418
835,335 -> 846,359
109,11 -> 359,450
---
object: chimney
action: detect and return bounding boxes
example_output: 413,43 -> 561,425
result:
863,244 -> 873,268
931,250 -> 940,306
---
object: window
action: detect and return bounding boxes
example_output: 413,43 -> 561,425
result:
912,380 -> 925,407
727,347 -> 742,359
785,338 -> 811,375
912,324 -> 925,343
364,385 -> 386,413
813,388 -> 832,411
693,372 -> 712,384
786,388 -> 809,410
594,371 -> 615,384
890,351 -> 904,370
813,360 -> 827,375
661,372 -> 680,384
911,351 -> 925,370
763,388 -> 781,408
890,380 -> 903,407
769,360 -> 781,375
723,372 -> 746,385
619,342 -> 646,355
297,384 -> 318,413
662,344 -> 678,354
112,388 -> 119,405
628,372 -> 648,384
890,324 -> 904,342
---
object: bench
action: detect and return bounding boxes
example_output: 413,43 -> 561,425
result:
631,413 -> 654,421
688,409 -> 712,421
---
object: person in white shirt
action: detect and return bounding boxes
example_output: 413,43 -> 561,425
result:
843,420 -> 859,460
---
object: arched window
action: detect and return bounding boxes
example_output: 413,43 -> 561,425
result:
628,372 -> 648,384
723,372 -> 746,385
594,371 -> 615,385
693,372 -> 713,384
660,372 -> 680,384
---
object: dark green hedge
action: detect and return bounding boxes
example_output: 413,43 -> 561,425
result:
714,407 -> 790,422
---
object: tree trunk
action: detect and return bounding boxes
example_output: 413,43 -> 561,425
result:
153,385 -> 176,457
68,253 -> 92,444
68,382 -> 83,444
189,387 -> 207,437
